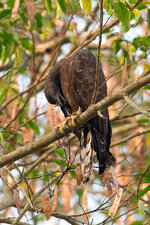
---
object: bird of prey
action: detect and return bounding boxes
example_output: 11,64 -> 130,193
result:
44,48 -> 116,183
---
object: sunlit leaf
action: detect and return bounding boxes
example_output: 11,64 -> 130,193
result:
81,0 -> 92,15
28,121 -> 40,135
55,148 -> 65,158
46,0 -> 52,12
104,0 -> 114,16
0,132 -> 3,143
146,133 -> 150,147
138,200 -> 145,215
132,9 -> 140,26
138,185 -> 150,199
21,38 -> 33,51
57,0 -> 66,13
69,171 -> 76,179
114,2 -> 131,32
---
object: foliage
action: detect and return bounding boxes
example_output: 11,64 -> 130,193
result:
0,0 -> 150,225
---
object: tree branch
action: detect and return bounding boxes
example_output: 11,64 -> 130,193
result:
123,94 -> 150,118
0,70 -> 149,168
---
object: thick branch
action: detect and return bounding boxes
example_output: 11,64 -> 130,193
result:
0,71 -> 149,168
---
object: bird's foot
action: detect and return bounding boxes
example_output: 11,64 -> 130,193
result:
68,107 -> 82,127
55,120 -> 67,133
55,107 -> 82,133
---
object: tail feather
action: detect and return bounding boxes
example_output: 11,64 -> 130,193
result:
80,127 -> 92,184
90,115 -> 116,174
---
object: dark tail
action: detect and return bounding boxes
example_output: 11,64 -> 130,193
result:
90,114 -> 116,174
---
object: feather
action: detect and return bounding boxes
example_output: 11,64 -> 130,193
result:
44,48 -> 116,181
80,127 -> 92,183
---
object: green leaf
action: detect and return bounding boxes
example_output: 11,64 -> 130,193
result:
21,38 -> 33,51
130,222 -> 143,225
46,0 -> 52,12
70,171 -> 76,179
112,39 -> 122,54
146,133 -> 150,147
144,84 -> 150,90
19,113 -> 25,125
138,185 -> 150,199
148,9 -> 150,30
132,9 -> 140,26
67,0 -> 76,13
7,0 -> 15,8
57,0 -> 66,13
11,87 -> 18,94
114,2 -> 130,32
134,172 -> 150,183
28,121 -> 40,135
81,0 -> 92,15
0,132 -> 3,143
0,42 -> 2,58
55,149 -> 65,158
35,13 -> 43,33
137,119 -> 149,124
0,9 -> 11,20
104,0 -> 114,16
138,200 -> 145,215
53,159 -> 68,166
69,164 -> 76,169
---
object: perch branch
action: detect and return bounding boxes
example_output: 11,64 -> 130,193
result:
0,70 -> 149,168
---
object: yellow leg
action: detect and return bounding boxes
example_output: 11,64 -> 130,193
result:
55,107 -> 82,133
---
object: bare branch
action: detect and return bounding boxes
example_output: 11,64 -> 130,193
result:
123,94 -> 150,118
0,70 -> 149,168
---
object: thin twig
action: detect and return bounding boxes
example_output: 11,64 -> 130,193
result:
123,94 -> 150,118
110,127 -> 150,148
91,0 -> 103,104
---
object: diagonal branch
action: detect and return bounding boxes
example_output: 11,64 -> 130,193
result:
123,94 -> 150,118
0,70 -> 149,168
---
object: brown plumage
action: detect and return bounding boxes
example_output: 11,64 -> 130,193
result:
45,48 -> 116,183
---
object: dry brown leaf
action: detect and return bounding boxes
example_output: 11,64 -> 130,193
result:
111,166 -> 119,198
121,57 -> 127,87
43,193 -> 51,220
22,126 -> 34,144
82,187 -> 88,213
82,186 -> 89,223
102,172 -> 112,193
47,104 -> 58,131
25,0 -> 34,21
11,0 -> 20,19
61,177 -> 71,212
28,58 -> 34,77
76,166 -> 83,185
13,188 -> 22,215
52,185 -> 58,211
108,188 -> 123,217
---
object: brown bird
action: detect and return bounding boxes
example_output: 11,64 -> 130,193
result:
44,48 -> 116,183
